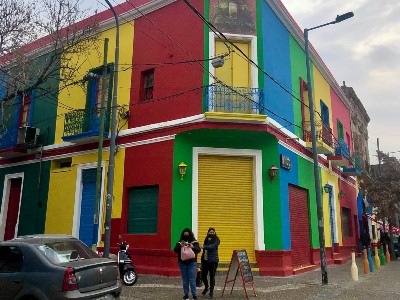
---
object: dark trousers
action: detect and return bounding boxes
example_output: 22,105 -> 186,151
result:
201,260 -> 218,294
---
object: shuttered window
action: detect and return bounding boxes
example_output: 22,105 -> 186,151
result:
289,184 -> 312,268
128,185 -> 159,234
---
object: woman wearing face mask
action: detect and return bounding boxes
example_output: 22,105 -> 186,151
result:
200,228 -> 220,299
174,228 -> 201,300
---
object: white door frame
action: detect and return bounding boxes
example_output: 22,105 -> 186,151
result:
0,173 -> 24,241
192,147 -> 265,250
72,162 -> 106,246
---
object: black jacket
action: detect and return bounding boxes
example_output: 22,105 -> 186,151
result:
174,240 -> 201,264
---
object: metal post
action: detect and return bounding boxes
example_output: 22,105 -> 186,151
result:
304,29 -> 328,284
103,0 -> 119,258
93,38 -> 109,250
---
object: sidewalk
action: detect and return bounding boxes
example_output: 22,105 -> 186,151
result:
121,258 -> 400,299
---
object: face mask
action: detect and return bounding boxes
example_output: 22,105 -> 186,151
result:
183,234 -> 189,241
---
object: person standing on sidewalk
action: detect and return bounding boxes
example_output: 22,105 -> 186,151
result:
200,228 -> 220,299
174,228 -> 201,300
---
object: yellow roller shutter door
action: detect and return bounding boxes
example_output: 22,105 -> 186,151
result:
198,155 -> 255,264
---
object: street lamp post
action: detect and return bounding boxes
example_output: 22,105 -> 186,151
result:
103,0 -> 120,258
304,12 -> 354,285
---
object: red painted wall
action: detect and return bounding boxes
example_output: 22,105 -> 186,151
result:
339,179 -> 358,247
330,88 -> 352,151
129,1 -> 205,127
121,139 -> 174,249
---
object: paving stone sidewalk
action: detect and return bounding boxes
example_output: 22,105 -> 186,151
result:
121,258 -> 400,300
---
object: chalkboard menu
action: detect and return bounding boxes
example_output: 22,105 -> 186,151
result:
222,250 -> 256,299
237,250 -> 253,283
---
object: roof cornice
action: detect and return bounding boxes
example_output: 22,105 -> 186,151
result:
0,0 -> 177,66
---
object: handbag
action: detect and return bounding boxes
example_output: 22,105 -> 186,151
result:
181,244 -> 195,261
196,266 -> 202,287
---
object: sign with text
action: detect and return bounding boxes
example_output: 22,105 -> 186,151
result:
222,250 -> 257,299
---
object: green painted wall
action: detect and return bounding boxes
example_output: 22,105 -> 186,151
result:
0,161 -> 51,236
297,156 -> 319,248
289,36 -> 313,138
171,128 -> 281,250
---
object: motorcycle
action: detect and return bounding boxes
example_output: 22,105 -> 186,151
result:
117,238 -> 138,286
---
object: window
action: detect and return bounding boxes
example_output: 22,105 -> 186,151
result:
341,207 -> 353,237
320,100 -> 330,125
18,92 -> 34,127
337,120 -> 344,140
141,69 -> 154,101
36,240 -> 98,264
127,185 -> 159,234
0,246 -> 23,273
87,71 -> 111,111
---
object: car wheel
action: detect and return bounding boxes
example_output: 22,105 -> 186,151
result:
122,269 -> 138,286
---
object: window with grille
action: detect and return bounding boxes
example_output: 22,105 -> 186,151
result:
127,185 -> 159,234
141,69 -> 154,101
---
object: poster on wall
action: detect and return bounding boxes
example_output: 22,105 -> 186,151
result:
210,0 -> 257,35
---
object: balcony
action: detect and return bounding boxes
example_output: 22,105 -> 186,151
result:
0,126 -> 40,158
327,139 -> 350,167
342,154 -> 361,176
204,85 -> 267,123
303,120 -> 334,154
62,107 -> 110,144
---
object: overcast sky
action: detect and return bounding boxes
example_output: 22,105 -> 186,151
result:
88,0 -> 399,164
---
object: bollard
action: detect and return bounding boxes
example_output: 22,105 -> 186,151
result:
367,248 -> 374,273
351,251 -> 359,281
385,244 -> 390,263
374,246 -> 381,269
363,248 -> 370,275
379,245 -> 386,266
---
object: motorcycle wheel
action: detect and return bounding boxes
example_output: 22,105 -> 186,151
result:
122,269 -> 138,286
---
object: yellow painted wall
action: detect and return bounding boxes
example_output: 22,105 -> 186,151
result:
321,168 -> 342,246
312,65 -> 332,126
45,149 -> 125,236
55,22 -> 133,143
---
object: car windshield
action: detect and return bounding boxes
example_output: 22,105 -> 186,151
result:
36,240 -> 99,264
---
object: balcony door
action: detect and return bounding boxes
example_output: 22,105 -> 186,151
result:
214,40 -> 251,113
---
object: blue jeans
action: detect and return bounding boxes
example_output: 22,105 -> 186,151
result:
178,261 -> 197,297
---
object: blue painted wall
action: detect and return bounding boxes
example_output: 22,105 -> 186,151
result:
261,1 -> 294,132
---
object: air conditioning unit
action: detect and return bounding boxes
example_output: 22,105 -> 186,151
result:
17,126 -> 40,148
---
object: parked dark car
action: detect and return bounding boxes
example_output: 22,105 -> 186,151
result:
0,234 -> 121,300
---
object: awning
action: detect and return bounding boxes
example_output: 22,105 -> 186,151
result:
364,213 -> 399,233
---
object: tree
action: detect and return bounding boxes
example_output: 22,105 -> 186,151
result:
0,0 -> 99,105
360,150 -> 400,259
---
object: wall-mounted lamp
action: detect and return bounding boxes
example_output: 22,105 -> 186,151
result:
269,165 -> 279,182
338,190 -> 345,199
323,184 -> 332,194
178,162 -> 187,180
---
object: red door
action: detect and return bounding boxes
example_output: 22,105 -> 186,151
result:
4,178 -> 22,240
289,184 -> 312,268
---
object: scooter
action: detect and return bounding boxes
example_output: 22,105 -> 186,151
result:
117,238 -> 138,286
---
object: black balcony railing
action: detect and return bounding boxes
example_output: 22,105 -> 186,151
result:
206,85 -> 264,114
63,107 -> 110,140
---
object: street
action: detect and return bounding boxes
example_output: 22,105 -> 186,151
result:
121,258 -> 400,299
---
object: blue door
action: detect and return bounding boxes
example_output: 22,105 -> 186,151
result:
79,169 -> 100,247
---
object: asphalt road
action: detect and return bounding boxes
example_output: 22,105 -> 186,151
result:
120,258 -> 400,299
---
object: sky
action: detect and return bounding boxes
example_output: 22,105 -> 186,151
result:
86,0 -> 400,165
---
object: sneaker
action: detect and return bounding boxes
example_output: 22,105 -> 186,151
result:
193,296 -> 197,300
183,295 -> 188,300
202,288 -> 209,295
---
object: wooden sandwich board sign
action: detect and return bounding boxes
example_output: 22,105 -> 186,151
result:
222,250 -> 257,299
